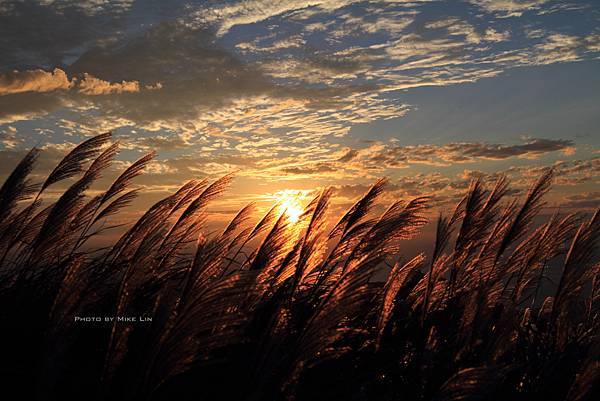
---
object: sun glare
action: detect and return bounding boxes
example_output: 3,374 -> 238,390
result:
273,190 -> 306,223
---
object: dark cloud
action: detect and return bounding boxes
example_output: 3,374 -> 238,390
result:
281,163 -> 337,175
360,138 -> 575,169
0,1 -> 123,70
0,0 -> 195,70
553,157 -> 600,176
0,20 -> 274,125
507,157 -> 600,185
304,53 -> 365,74
65,22 -> 274,122
331,183 -> 374,199
0,19 -> 371,126
449,138 -> 574,160
562,192 -> 600,209
337,148 -> 358,162
0,91 -> 66,123
136,135 -> 190,151
331,174 -> 451,200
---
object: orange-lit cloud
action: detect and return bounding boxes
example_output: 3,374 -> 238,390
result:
78,73 -> 140,95
0,68 -> 72,96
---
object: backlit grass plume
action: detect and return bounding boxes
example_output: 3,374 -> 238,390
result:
0,133 -> 598,401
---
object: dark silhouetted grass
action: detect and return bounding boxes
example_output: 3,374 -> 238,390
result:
0,133 -> 598,401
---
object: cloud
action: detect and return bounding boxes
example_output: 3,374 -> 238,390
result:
447,138 -> 574,160
236,35 -> 306,52
0,91 -> 66,124
331,183 -> 375,199
135,134 -> 192,151
214,137 -> 576,182
0,126 -> 24,149
337,148 -> 358,162
468,0 -> 549,17
561,192 -> 600,209
531,33 -> 600,65
326,156 -> 600,212
355,138 -> 575,170
504,157 -> 600,188
0,0 -> 139,70
0,68 -> 72,96
193,0 -> 359,36
78,73 -> 140,95
281,163 -> 337,175
0,68 -> 163,97
0,67 -> 162,124
11,20 -> 403,149
64,22 -> 277,122
331,173 -> 458,204
0,0 -> 135,17
484,28 -> 511,42
424,18 -> 507,45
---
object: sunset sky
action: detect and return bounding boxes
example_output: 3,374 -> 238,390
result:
1,0 -> 599,224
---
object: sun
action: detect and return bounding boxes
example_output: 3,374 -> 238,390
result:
273,190 -> 306,223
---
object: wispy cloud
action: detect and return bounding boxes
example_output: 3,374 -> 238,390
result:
354,138 -> 575,170
468,0 -> 550,17
562,191 -> 600,209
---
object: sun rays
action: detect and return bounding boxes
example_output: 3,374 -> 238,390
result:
272,189 -> 310,223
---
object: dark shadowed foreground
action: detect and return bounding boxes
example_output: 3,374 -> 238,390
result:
0,133 -> 598,401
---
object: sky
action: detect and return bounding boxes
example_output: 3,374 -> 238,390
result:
0,0 -> 599,226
